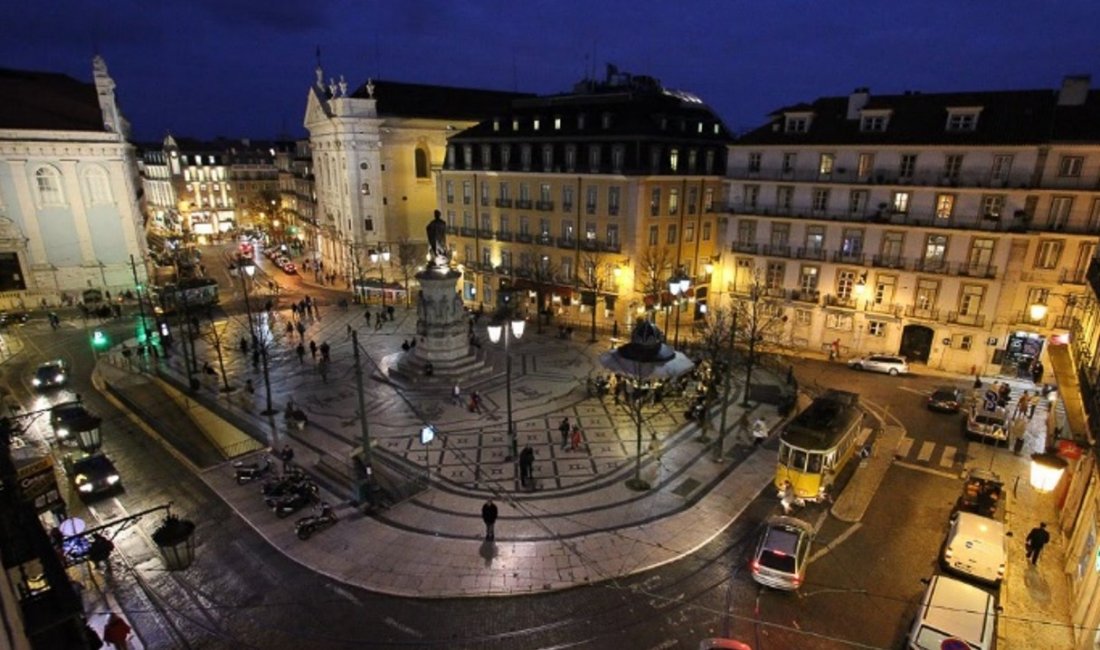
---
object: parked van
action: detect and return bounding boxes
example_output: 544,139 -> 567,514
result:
941,511 -> 1008,585
908,575 -> 996,650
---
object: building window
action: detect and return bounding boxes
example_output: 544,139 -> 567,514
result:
462,145 -> 473,169
785,116 -> 809,133
553,116 -> 561,130
704,150 -> 716,174
521,145 -> 532,171
444,180 -> 454,204
609,146 -> 623,173
542,145 -> 553,171
34,166 -> 64,205
748,152 -> 762,173
899,154 -> 917,178
608,186 -> 620,216
498,181 -> 511,202
868,321 -> 887,337
500,145 -> 512,170
565,146 -> 577,172
957,335 -> 973,351
860,115 -> 887,132
586,187 -> 598,215
766,262 -> 785,290
924,234 -> 948,268
562,186 -> 574,212
825,312 -> 853,331
849,190 -> 868,214
892,191 -> 911,214
777,186 -> 794,211
873,274 -> 896,305
1049,196 -> 1073,229
648,225 -> 659,246
577,114 -> 586,129
943,154 -> 963,180
857,153 -> 874,179
812,188 -> 829,213
462,181 -> 472,205
589,145 -> 602,171
799,266 -> 819,293
771,223 -> 790,247
958,284 -> 985,317
841,229 -> 864,257
805,226 -> 825,253
881,232 -> 904,262
480,182 -> 490,206
607,224 -> 619,247
990,154 -> 1012,183
667,225 -> 678,244
818,153 -> 835,176
361,182 -> 371,195
702,222 -> 711,241
650,188 -> 661,217
795,309 -> 813,326
481,145 -> 492,169
1058,156 -> 1083,177
981,194 -> 1005,219
934,194 -> 955,220
1034,240 -> 1064,269
836,269 -> 857,299
519,215 -> 530,235
744,185 -> 759,210
782,153 -> 796,173
83,166 -> 112,204
737,220 -> 757,246
668,188 -> 679,215
499,214 -> 509,233
601,113 -> 612,129
669,149 -> 679,172
539,183 -> 552,204
946,111 -> 979,131
684,223 -> 695,243
967,238 -> 995,270
649,146 -> 662,172
703,188 -> 714,212
915,279 -> 939,310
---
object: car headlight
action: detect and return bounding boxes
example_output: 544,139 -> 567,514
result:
106,475 -> 120,485
57,428 -> 70,438
55,374 -> 65,383
32,378 -> 41,386
78,483 -> 94,493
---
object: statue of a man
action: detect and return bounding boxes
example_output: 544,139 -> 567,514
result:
426,209 -> 448,267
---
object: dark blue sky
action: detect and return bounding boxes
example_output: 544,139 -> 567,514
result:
2,0 -> 1098,143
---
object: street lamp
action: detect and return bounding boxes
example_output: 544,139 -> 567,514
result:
369,248 -> 391,311
1029,452 -> 1068,492
668,269 -> 692,348
240,264 -> 276,418
1029,302 -> 1049,322
488,317 -> 525,463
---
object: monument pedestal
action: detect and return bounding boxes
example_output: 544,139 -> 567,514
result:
391,267 -> 492,384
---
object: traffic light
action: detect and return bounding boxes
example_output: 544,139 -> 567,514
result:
92,330 -> 109,350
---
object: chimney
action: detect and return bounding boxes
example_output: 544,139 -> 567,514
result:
846,87 -> 869,120
1058,74 -> 1090,106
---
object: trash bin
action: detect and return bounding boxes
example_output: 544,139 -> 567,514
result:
1013,437 -> 1026,454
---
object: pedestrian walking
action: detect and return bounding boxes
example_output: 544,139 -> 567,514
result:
279,444 -> 295,472
519,444 -> 535,486
318,358 -> 329,383
452,382 -> 462,406
103,612 -> 131,649
309,340 -> 318,360
296,321 -> 306,339
469,391 -> 482,413
1015,391 -> 1031,419
1009,417 -> 1027,454
569,424 -> 583,451
1025,522 -> 1052,565
286,321 -> 294,337
481,499 -> 498,540
752,418 -> 768,446
245,378 -> 254,394
1031,360 -> 1045,385
320,341 -> 331,362
364,310 -> 372,325
296,342 -> 305,363
387,305 -> 395,321
558,417 -> 571,450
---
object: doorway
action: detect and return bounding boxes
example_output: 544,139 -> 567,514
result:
900,324 -> 934,363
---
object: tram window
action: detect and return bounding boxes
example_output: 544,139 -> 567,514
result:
778,445 -> 791,465
808,454 -> 823,473
822,451 -> 835,470
792,450 -> 808,471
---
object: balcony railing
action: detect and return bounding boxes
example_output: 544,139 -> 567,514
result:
1012,311 -> 1048,327
563,203 -> 573,213
789,289 -> 820,304
761,244 -> 793,258
947,312 -> 986,327
602,241 -> 622,253
732,241 -> 758,253
729,166 -> 1031,189
495,230 -> 513,242
495,265 -> 513,276
537,233 -> 553,245
871,254 -> 908,270
795,247 -> 826,261
608,206 -> 619,216
495,198 -> 513,208
832,251 -> 865,265
957,264 -> 998,279
866,301 -> 902,317
516,199 -> 533,209
535,201 -> 554,211
913,259 -> 950,274
515,233 -> 533,243
556,237 -> 576,249
1055,314 -> 1076,330
1060,268 -> 1087,285
581,239 -> 600,251
459,227 -> 476,237
824,294 -> 858,309
905,306 -> 941,321
478,228 -> 494,239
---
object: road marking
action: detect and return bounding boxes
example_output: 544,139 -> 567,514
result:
895,436 -> 914,457
916,441 -> 935,462
382,616 -> 423,638
898,386 -> 930,397
894,459 -> 962,479
939,445 -> 958,468
808,522 -> 862,565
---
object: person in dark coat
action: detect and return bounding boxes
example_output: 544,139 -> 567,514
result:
558,417 -> 571,450
519,445 -> 535,485
481,499 -> 498,540
1026,522 -> 1051,565
1031,360 -> 1045,385
103,612 -> 131,649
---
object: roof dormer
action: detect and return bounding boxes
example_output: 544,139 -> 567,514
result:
783,111 -> 813,133
945,106 -> 983,132
859,109 -> 892,132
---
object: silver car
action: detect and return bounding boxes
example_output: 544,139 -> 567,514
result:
847,354 -> 909,376
750,516 -> 814,590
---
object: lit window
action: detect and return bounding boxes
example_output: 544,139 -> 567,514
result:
868,321 -> 887,337
892,191 -> 911,214
34,166 -> 65,205
785,116 -> 809,133
1059,156 -> 1084,177
946,111 -> 979,131
554,117 -> 561,130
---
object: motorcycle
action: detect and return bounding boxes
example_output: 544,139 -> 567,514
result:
295,502 -> 338,540
260,469 -> 307,497
233,455 -> 274,485
266,481 -> 318,518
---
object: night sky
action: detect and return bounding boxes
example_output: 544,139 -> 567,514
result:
2,0 -> 1098,144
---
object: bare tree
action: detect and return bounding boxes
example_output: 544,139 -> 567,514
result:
687,306 -> 736,444
576,248 -> 610,342
636,247 -> 674,322
731,269 -> 791,409
394,237 -> 423,308
519,246 -> 560,334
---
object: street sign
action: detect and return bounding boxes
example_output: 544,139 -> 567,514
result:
420,425 -> 436,445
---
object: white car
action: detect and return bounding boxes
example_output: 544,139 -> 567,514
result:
847,354 -> 909,376
750,516 -> 815,590
908,575 -> 996,650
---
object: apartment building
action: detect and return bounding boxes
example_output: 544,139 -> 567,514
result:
274,139 -> 316,252
724,75 -> 1100,375
303,66 -> 524,285
441,66 -> 732,332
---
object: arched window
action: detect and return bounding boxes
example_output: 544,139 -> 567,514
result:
415,147 -> 429,178
34,166 -> 65,206
83,165 -> 113,204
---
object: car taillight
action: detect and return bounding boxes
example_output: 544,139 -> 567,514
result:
791,575 -> 801,586
750,561 -> 760,573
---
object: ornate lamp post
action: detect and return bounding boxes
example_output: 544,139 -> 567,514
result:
369,247 -> 391,310
488,317 -> 525,462
240,264 -> 275,418
668,269 -> 692,348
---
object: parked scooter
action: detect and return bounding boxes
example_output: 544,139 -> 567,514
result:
233,455 -> 274,485
295,502 -> 338,540
260,469 -> 307,497
266,481 -> 318,518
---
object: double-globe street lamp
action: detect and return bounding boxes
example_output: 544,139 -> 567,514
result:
369,247 -> 391,311
668,269 -> 692,348
488,316 -> 525,463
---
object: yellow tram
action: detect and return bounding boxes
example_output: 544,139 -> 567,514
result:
775,389 -> 863,501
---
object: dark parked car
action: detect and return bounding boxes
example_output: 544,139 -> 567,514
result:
927,386 -> 963,413
63,452 -> 121,497
33,359 -> 70,389
0,310 -> 30,328
50,402 -> 97,442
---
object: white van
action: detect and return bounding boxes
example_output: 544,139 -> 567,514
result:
908,575 -> 996,650
942,511 -> 1007,585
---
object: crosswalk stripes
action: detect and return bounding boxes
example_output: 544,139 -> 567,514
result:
894,435 -> 963,470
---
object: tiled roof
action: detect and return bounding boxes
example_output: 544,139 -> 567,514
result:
0,67 -> 104,132
740,88 -> 1100,146
347,79 -> 530,121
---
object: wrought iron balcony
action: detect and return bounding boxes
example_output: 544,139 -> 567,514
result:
824,294 -> 858,310
957,264 -> 998,279
789,289 -> 820,304
732,241 -> 758,253
795,247 -> 826,261
866,301 -> 902,317
516,199 -> 533,209
1055,314 -> 1076,330
1060,268 -> 1087,285
515,233 -> 533,243
535,201 -> 555,211
581,239 -> 600,251
761,244 -> 793,258
947,312 -> 986,327
495,198 -> 513,208
478,228 -> 494,239
601,241 -> 622,253
913,258 -> 950,274
556,237 -> 576,249
871,254 -> 908,270
445,226 -> 458,235
459,227 -> 476,237
905,306 -> 941,321
832,251 -> 865,265
1012,311 -> 1048,327
495,230 -> 513,242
